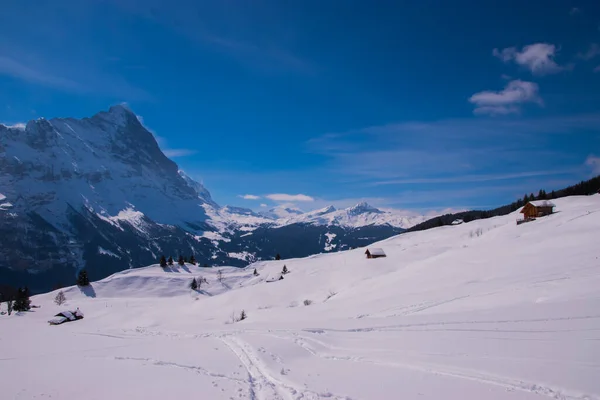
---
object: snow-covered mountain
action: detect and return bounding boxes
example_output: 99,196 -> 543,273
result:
4,195 -> 599,399
273,201 -> 429,229
0,105 -> 425,292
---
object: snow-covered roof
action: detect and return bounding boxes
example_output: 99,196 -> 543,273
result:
528,200 -> 556,208
366,247 -> 386,256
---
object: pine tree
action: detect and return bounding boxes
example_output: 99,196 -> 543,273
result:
7,300 -> 13,315
159,255 -> 167,268
529,193 -> 535,202
239,310 -> 247,321
282,265 -> 288,274
178,255 -> 185,266
253,268 -> 258,276
13,287 -> 31,312
54,291 -> 66,306
190,278 -> 198,290
275,253 -> 281,261
77,270 -> 90,287
523,194 -> 529,204
168,256 -> 174,266
189,255 -> 196,265
550,190 -> 556,199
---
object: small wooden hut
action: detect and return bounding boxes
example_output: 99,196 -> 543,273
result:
520,200 -> 556,219
365,248 -> 386,259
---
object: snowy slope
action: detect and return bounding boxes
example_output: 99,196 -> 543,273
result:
2,195 -> 599,400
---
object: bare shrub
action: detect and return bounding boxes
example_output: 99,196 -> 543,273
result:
54,291 -> 66,306
325,290 -> 337,302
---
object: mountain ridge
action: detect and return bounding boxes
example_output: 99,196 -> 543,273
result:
0,105 -> 424,292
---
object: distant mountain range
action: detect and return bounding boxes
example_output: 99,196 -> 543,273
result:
0,105 -> 428,292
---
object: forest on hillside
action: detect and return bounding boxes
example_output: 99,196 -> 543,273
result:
406,175 -> 600,233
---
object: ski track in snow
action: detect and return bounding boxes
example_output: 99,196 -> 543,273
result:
114,356 -> 247,383
262,332 -> 599,400
118,322 -> 600,400
218,335 -> 354,400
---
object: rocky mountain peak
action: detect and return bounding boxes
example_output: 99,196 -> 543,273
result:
347,202 -> 382,215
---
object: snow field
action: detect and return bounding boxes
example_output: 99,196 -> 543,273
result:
1,195 -> 600,399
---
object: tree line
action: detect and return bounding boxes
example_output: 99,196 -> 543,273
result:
406,175 -> 600,233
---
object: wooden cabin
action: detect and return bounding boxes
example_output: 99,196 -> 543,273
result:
365,248 -> 386,259
520,200 -> 556,219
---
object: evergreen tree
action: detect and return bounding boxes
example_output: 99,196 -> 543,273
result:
282,265 -> 288,274
189,255 -> 196,265
159,255 -> 167,268
253,268 -> 258,276
77,270 -> 90,287
13,287 -> 31,312
239,310 -> 247,321
190,278 -> 198,290
54,291 -> 66,306
275,253 -> 281,261
178,255 -> 185,266
168,256 -> 174,266
529,193 -> 535,201
7,300 -> 13,315
523,194 -> 529,204
550,190 -> 556,199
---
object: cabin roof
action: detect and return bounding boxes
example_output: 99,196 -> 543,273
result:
528,200 -> 556,208
365,247 -> 386,256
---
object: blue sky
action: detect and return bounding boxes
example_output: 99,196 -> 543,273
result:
1,0 -> 600,213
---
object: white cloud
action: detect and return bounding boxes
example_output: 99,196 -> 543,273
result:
586,155 -> 600,174
0,55 -> 82,90
373,169 -> 576,186
239,194 -> 261,200
260,203 -> 268,207
469,80 -> 542,115
266,193 -> 315,202
577,43 -> 600,60
163,149 -> 197,157
146,123 -> 196,158
493,43 -> 565,75
1,122 -> 26,130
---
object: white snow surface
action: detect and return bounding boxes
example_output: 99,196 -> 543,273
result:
2,195 -> 600,400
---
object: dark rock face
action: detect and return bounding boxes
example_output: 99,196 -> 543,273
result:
0,106 -> 407,293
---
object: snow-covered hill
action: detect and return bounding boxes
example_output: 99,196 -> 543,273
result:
0,106 -> 426,291
3,195 -> 599,399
